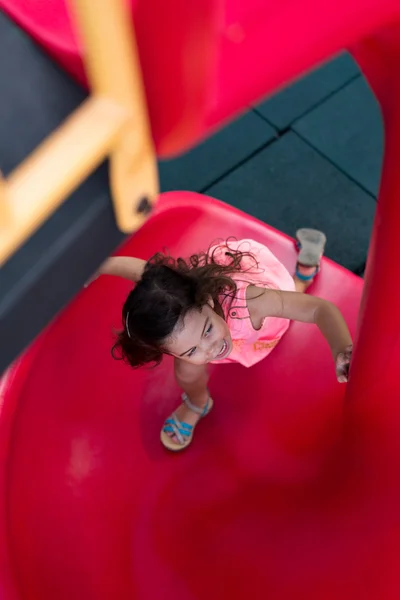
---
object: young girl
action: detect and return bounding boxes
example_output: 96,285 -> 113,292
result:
97,231 -> 353,452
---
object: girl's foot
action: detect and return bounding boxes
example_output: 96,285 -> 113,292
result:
294,228 -> 326,291
161,393 -> 213,451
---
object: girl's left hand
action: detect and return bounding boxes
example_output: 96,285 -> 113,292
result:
84,271 -> 99,288
335,345 -> 353,383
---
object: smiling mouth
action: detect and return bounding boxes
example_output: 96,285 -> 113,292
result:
216,339 -> 228,359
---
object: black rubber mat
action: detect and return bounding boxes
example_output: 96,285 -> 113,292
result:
293,77 -> 383,196
254,53 -> 360,131
159,111 -> 276,192
206,131 -> 375,272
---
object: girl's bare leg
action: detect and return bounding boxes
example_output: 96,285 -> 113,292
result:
164,360 -> 209,444
293,274 -> 314,293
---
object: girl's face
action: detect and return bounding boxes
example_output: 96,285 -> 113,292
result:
165,301 -> 232,364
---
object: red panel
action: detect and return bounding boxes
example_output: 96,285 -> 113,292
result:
346,28 -> 400,448
1,1 -> 400,595
5,193 -> 399,600
1,0 -> 398,155
0,368 -> 24,600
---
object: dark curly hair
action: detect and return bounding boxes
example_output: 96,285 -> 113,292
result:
111,242 -> 258,368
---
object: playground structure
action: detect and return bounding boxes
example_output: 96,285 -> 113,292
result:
1,1 -> 400,599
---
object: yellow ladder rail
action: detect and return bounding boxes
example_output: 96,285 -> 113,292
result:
0,0 -> 158,266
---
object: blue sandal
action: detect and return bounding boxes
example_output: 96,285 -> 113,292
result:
160,392 -> 214,451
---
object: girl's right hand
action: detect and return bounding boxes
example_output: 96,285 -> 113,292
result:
335,345 -> 353,383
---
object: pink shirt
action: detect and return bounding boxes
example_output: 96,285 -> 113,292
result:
210,239 -> 295,368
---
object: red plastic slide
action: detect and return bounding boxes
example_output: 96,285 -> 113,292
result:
1,1 -> 400,599
1,189 -> 400,600
1,193 -> 370,600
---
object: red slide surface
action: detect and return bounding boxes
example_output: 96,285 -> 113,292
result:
3,192 -> 399,600
1,0 -> 400,598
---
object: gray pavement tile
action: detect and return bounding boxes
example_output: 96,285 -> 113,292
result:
254,53 -> 360,131
293,77 -> 383,196
205,132 -> 375,271
159,111 -> 277,192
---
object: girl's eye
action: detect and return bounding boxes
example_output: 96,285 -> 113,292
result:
205,324 -> 213,337
188,347 -> 197,357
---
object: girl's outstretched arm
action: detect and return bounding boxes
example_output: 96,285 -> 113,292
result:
247,286 -> 353,382
87,256 -> 146,285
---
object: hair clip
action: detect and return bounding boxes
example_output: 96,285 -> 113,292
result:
125,311 -> 132,339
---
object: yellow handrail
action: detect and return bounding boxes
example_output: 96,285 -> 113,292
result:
0,0 -> 158,265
